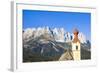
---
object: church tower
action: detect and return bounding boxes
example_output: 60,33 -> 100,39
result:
72,29 -> 81,60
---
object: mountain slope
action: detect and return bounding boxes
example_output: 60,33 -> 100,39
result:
23,27 -> 91,62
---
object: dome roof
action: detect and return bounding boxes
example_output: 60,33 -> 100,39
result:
72,28 -> 80,43
73,29 -> 79,34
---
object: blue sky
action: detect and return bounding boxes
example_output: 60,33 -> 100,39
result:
23,10 -> 91,41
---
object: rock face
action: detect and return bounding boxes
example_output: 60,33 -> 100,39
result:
23,27 -> 87,43
23,27 -> 91,62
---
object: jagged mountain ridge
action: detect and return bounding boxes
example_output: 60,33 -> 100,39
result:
23,27 -> 88,43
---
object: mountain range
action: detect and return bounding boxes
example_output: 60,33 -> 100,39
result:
23,27 -> 91,62
23,27 -> 87,43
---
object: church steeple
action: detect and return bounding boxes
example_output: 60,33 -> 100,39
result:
72,29 -> 81,60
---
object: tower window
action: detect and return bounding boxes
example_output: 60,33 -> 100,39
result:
76,45 -> 78,50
